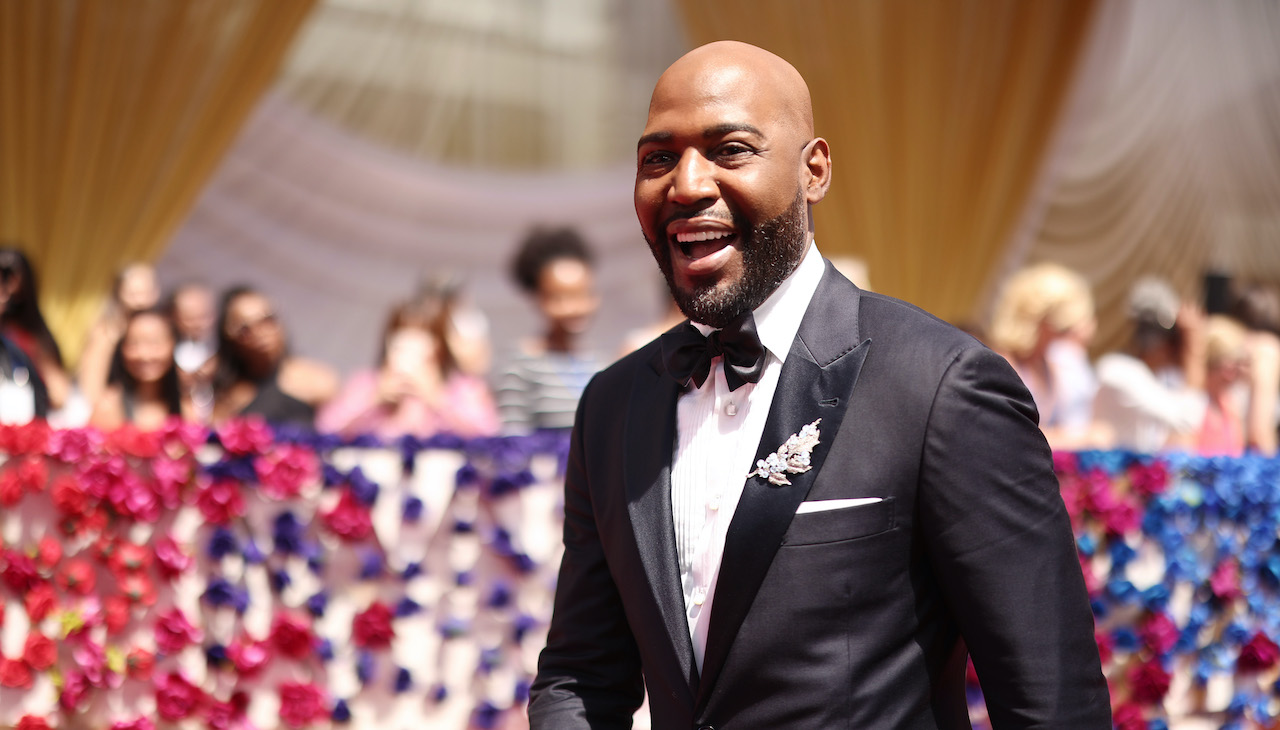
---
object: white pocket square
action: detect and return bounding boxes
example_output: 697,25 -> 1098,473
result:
795,497 -> 883,514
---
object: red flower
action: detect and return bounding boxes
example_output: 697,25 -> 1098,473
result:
109,541 -> 153,577
1,549 -> 40,593
196,479 -> 246,525
0,469 -> 22,506
1238,631 -> 1280,672
119,572 -> 158,606
16,455 -> 47,492
1112,703 -> 1148,730
0,420 -> 50,455
15,716 -> 52,730
105,424 -> 162,459
155,670 -> 205,721
1101,499 -> 1141,537
51,474 -> 90,516
217,418 -> 273,456
58,558 -> 97,595
24,583 -> 56,622
1138,612 -> 1179,656
154,607 -> 202,654
78,456 -> 127,501
205,697 -> 246,730
228,638 -> 271,678
270,612 -> 315,660
58,670 -> 90,711
255,444 -> 319,499
23,632 -> 56,670
321,490 -> 374,542
105,594 -> 133,633
126,647 -> 155,680
1126,658 -> 1171,705
1127,460 -> 1169,499
352,601 -> 396,650
278,681 -> 327,728
34,535 -> 61,570
154,534 -> 194,580
0,657 -> 32,688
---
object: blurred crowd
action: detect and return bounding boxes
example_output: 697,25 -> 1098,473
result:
2,237 -> 1278,457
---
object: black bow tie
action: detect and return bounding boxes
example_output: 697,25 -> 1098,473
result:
659,312 -> 766,392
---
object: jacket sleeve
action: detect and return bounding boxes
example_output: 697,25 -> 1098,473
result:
918,346 -> 1111,728
528,378 -> 645,729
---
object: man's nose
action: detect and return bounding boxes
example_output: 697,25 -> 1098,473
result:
669,149 -> 717,206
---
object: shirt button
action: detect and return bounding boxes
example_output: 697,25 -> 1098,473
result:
723,401 -> 738,417
707,497 -> 720,511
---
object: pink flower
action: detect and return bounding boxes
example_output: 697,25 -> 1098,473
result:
109,719 -> 156,730
0,657 -> 33,689
1126,658 -> 1171,705
15,716 -> 52,730
78,456 -> 127,501
1210,559 -> 1242,602
105,594 -> 133,633
73,640 -> 117,688
217,418 -> 273,456
48,427 -> 103,463
150,457 -> 191,508
278,681 -> 327,728
58,670 -> 90,711
255,444 -> 319,499
161,419 -> 208,456
352,601 -> 396,650
205,695 -> 248,730
16,455 -> 47,492
154,534 -> 194,580
155,607 -> 202,654
1237,631 -> 1280,672
106,471 -> 160,522
105,424 -> 162,459
1101,499 -> 1141,537
35,535 -> 62,569
155,671 -> 205,721
119,572 -> 158,606
228,638 -> 272,678
22,632 -> 56,671
321,490 -> 374,542
271,612 -> 315,660
1128,460 -> 1170,499
109,541 -> 153,577
1138,612 -> 1179,656
196,479 -> 246,525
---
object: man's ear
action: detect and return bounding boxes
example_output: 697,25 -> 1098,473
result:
803,137 -> 832,204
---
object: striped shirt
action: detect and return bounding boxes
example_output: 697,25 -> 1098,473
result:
496,349 -> 602,433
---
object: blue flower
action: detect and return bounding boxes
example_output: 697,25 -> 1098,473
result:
456,570 -> 474,587
455,463 -> 480,488
402,562 -> 424,581
356,650 -> 375,684
473,701 -> 501,730
307,591 -> 329,617
348,467 -> 379,506
514,679 -> 531,703
440,617 -> 470,639
478,647 -> 502,674
203,577 -> 240,609
205,642 -> 229,668
322,464 -> 345,488
431,683 -> 448,702
242,538 -> 265,565
513,614 -> 539,644
486,582 -> 513,609
359,549 -> 384,580
331,698 -> 352,723
394,597 -> 421,618
273,511 -> 305,555
316,638 -> 335,661
271,569 -> 292,593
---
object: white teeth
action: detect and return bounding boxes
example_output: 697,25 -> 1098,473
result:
674,230 -> 731,244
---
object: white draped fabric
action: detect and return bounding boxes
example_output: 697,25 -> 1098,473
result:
156,92 -> 665,378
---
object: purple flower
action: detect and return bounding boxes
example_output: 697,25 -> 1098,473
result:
394,597 -> 421,618
205,643 -> 229,668
359,549 -> 383,579
271,569 -> 292,593
455,463 -> 480,488
316,638 -> 335,661
242,538 -> 265,565
202,577 -> 246,612
348,468 -> 379,506
331,698 -> 351,723
207,528 -> 240,560
272,511 -> 305,554
486,582 -> 513,609
478,647 -> 502,674
322,464 -> 345,488
355,650 -> 375,684
394,666 -> 413,693
440,617 -> 469,639
402,562 -> 424,581
306,591 -> 329,617
431,683 -> 448,702
514,679 -> 531,703
402,496 -> 424,523
456,570 -> 474,587
513,614 -> 539,644
473,701 -> 501,729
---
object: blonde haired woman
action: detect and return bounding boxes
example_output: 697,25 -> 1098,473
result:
989,262 -> 1103,449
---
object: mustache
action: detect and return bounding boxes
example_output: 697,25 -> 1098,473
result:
660,209 -> 735,231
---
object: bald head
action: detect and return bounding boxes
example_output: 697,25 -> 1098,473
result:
649,41 -> 814,140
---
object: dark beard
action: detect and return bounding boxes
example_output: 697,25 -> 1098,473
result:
649,189 -> 808,328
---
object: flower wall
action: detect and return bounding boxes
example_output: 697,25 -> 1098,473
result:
2,419 -> 1279,729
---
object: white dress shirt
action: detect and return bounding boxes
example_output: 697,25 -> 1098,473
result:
670,242 -> 825,672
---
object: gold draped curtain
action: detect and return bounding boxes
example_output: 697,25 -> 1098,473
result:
0,0 -> 315,365
675,0 -> 1099,325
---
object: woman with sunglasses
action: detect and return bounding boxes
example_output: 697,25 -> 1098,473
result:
209,286 -> 337,428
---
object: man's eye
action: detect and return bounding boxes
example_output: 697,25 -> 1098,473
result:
717,143 -> 753,158
640,151 -> 674,167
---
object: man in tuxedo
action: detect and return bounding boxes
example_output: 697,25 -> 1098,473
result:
529,41 -> 1110,729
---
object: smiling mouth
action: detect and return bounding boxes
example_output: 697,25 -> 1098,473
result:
673,229 -> 736,260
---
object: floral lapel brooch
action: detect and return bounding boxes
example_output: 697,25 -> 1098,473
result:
747,418 -> 821,486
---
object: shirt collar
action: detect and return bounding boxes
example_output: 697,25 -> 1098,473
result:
693,241 -> 824,365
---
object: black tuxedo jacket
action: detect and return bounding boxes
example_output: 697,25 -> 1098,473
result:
529,263 -> 1110,729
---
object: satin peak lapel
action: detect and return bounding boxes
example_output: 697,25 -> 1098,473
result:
696,266 -> 871,709
625,345 -> 699,694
